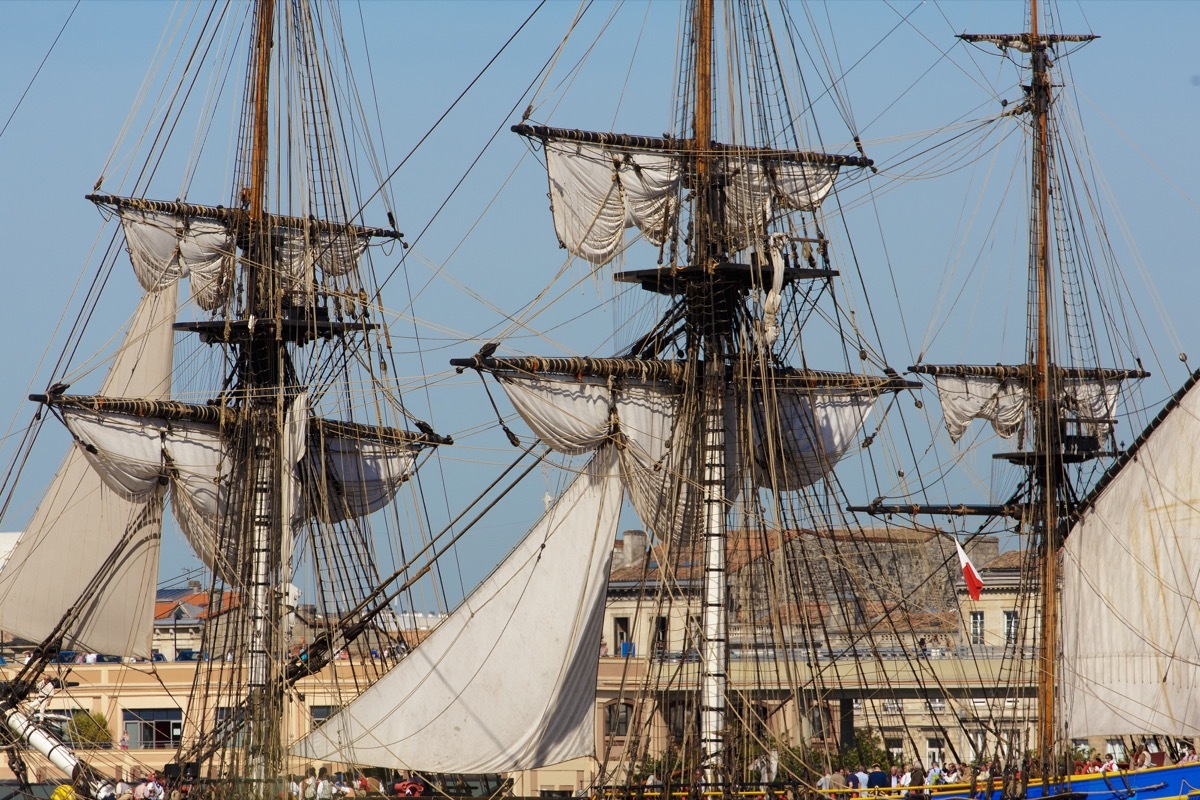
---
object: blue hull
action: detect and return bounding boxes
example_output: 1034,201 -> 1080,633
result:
931,762 -> 1200,800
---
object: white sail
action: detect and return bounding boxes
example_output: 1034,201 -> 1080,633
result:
291,446 -> 624,772
545,141 -> 680,266
304,432 -> 420,523
498,371 -> 874,491
65,404 -> 420,576
747,388 -> 878,490
542,140 -> 839,266
1061,377 -> 1200,737
118,209 -> 233,311
934,375 -> 1027,443
495,374 -> 614,454
277,230 -> 369,298
721,160 -> 838,250
935,374 -> 1122,444
0,289 -> 176,658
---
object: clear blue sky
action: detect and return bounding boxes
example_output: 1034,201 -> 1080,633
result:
1,1 -> 1198,599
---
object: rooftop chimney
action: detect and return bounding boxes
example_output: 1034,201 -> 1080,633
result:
621,529 -> 647,567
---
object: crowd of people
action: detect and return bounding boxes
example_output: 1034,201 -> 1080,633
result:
289,767 -> 423,800
815,762 -> 964,797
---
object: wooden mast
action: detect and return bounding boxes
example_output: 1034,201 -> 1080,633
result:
1029,0 -> 1063,776
693,0 -> 728,782
243,0 -> 284,792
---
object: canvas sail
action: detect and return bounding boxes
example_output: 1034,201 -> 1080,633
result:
61,406 -> 421,579
0,289 -> 176,658
1061,373 -> 1200,737
291,447 -> 623,772
542,141 -> 838,266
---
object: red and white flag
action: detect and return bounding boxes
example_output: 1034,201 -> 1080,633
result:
955,538 -> 984,600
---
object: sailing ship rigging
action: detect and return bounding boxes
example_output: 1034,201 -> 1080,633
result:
1,1 -> 1200,799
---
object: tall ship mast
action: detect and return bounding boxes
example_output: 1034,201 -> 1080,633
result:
0,2 -> 448,796
4,2 -> 1200,800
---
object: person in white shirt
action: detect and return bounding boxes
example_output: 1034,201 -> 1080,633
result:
1101,754 -> 1119,772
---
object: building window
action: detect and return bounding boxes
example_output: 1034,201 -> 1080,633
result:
927,697 -> 945,712
970,611 -> 985,645
885,738 -> 904,761
614,617 -> 634,657
882,699 -> 903,713
926,738 -> 944,767
216,707 -> 244,748
654,617 -> 668,652
122,709 -> 182,749
1004,611 -> 1019,645
604,703 -> 633,738
967,731 -> 987,761
310,705 -> 339,730
666,701 -> 696,741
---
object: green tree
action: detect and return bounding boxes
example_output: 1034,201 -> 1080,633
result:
839,728 -> 892,771
66,712 -> 112,749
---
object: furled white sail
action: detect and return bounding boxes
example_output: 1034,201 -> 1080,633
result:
304,433 -> 420,523
935,375 -> 1123,444
747,388 -> 877,489
497,374 -> 614,454
1061,377 -> 1200,737
721,161 -> 838,249
545,141 -> 680,265
276,230 -> 369,297
291,447 -> 624,772
0,289 -> 176,658
934,376 -> 1027,443
64,405 -> 420,574
1061,378 -> 1121,440
497,371 -> 876,542
542,141 -> 840,266
118,209 -> 233,310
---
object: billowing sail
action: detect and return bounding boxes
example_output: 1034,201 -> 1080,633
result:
61,405 -> 422,580
545,141 -> 680,266
497,372 -> 875,490
1061,372 -> 1200,737
496,371 -> 876,545
0,289 -> 176,658
933,373 -> 1121,443
291,447 -> 624,772
119,207 -> 370,307
542,141 -> 837,266
119,209 -> 234,310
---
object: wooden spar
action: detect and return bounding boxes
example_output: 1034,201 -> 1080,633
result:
30,393 -> 452,447
451,354 -> 918,391
511,124 -> 872,168
86,193 -> 404,241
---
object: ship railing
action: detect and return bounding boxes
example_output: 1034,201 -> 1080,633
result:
643,646 -> 1038,664
591,780 -> 987,800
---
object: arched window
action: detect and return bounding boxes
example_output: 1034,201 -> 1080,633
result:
605,702 -> 633,738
